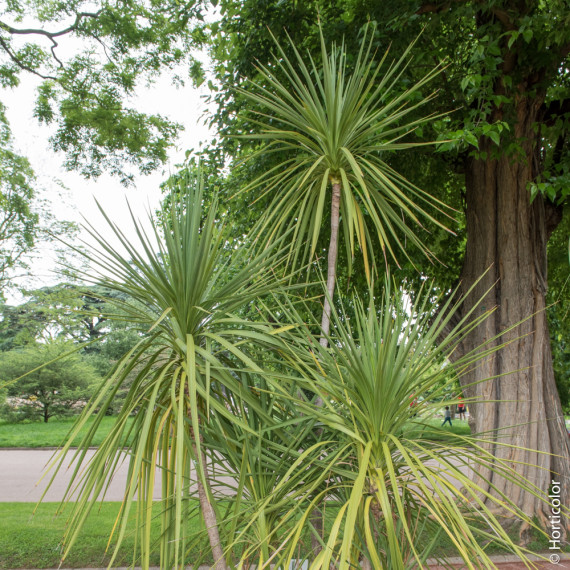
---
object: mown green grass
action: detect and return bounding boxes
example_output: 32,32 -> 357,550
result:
0,415 -> 469,449
0,416 -> 134,448
1,500 -> 564,569
0,502 -> 208,569
405,416 -> 472,444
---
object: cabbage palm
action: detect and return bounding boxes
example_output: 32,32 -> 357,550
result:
260,280 -> 550,569
42,173 -> 290,570
236,27 -> 453,346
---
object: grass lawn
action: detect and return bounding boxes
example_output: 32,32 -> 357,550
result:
405,416 -> 472,443
0,501 -> 561,569
0,502 -> 208,569
0,415 -> 469,449
0,416 -> 134,448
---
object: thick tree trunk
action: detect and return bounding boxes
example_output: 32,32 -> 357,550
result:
455,96 -> 570,533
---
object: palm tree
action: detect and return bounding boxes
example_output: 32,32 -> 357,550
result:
261,280 -> 550,569
235,26 -> 453,347
42,172 -> 289,570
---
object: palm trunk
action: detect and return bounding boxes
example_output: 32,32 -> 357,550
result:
319,181 -> 342,347
192,440 -> 228,570
311,180 -> 342,554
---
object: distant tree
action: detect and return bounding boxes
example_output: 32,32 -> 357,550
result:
0,283 -> 144,413
0,283 -> 140,349
0,342 -> 99,422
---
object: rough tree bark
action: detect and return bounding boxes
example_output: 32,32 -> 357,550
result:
454,95 -> 570,535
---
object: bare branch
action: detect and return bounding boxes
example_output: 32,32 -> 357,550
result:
0,10 -> 102,71
50,37 -> 64,68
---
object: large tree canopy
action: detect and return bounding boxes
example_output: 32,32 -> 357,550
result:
0,0 -> 207,184
202,0 -> 570,530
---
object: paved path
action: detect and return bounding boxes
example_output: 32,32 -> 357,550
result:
427,553 -> 570,568
0,448 -> 472,502
0,448 -> 162,502
0,448 -> 237,502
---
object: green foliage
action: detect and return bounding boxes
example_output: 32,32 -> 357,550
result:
45,172 -> 290,569
0,283 -> 142,357
547,207 -> 570,412
255,280 -> 548,568
201,0 -> 570,411
0,284 -> 103,349
0,103 -> 36,288
0,101 -> 77,298
0,342 -> 99,422
0,283 -> 156,414
39,172 -> 560,569
205,0 -> 570,275
0,0 -> 207,184
0,101 -> 53,298
234,26 -> 453,278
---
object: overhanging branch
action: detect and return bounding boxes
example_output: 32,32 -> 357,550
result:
0,11 -> 102,40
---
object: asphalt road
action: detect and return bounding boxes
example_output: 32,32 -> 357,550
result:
0,448 -> 473,503
0,448 -> 242,502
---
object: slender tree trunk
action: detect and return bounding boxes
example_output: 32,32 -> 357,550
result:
311,180 -> 342,555
192,440 -> 228,570
188,409 -> 228,570
454,95 -> 570,536
319,181 -> 342,348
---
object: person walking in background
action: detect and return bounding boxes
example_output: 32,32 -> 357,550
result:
442,406 -> 452,427
409,394 -> 418,417
457,396 -> 466,420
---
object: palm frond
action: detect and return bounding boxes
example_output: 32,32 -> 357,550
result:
234,25 -> 453,275
43,170 -> 291,569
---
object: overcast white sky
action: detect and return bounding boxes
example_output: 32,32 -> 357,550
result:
3,63 -> 215,299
